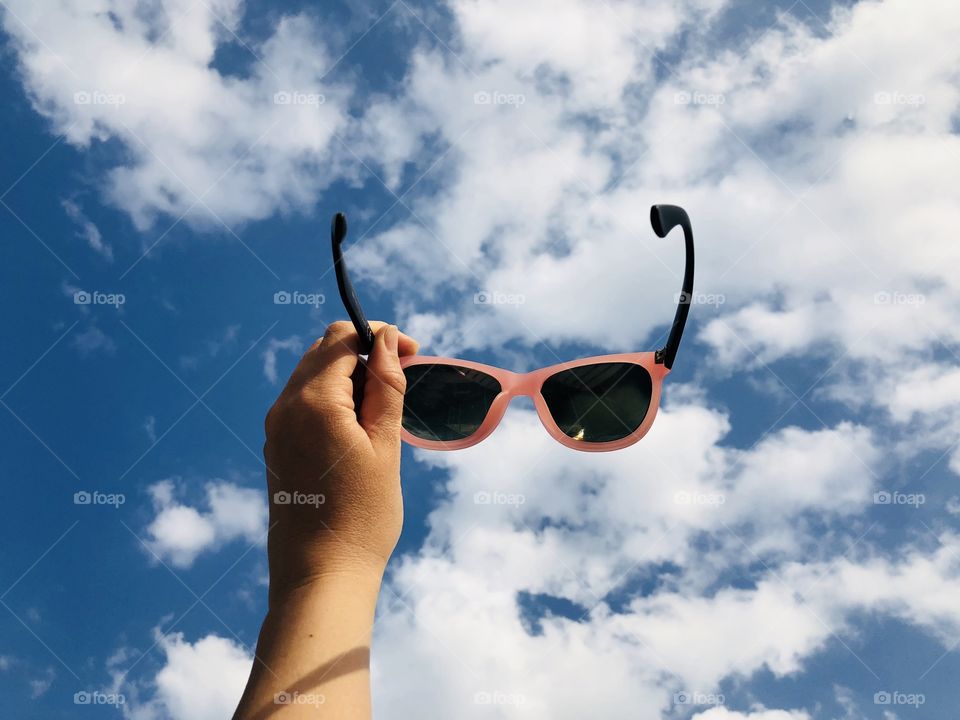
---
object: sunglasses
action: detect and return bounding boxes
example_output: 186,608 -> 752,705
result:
331,205 -> 694,451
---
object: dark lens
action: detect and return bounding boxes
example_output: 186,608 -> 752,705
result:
540,363 -> 652,443
402,364 -> 501,442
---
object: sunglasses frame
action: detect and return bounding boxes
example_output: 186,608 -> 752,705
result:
331,204 -> 694,452
398,353 -> 668,451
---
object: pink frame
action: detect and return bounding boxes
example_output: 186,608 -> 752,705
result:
399,353 -> 670,452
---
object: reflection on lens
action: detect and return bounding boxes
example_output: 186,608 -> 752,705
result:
402,364 -> 501,442
540,363 -> 652,443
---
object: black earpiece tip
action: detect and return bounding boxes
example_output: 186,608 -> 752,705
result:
650,204 -> 688,238
332,212 -> 348,243
650,205 -> 667,238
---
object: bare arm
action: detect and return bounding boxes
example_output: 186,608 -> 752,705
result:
233,321 -> 418,719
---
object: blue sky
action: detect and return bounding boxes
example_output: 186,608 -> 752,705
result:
2,0 -> 960,718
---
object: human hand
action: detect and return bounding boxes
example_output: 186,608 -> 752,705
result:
263,321 -> 419,603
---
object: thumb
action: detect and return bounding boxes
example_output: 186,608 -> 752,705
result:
359,324 -> 407,451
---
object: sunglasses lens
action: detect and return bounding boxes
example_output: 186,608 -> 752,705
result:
540,363 -> 653,443
402,364 -> 501,442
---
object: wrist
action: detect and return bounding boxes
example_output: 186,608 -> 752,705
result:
268,560 -> 386,612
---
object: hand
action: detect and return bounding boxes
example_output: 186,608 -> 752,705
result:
234,321 -> 419,720
263,321 -> 419,603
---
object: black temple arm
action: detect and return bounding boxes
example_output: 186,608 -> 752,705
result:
650,204 -> 694,370
331,212 -> 375,355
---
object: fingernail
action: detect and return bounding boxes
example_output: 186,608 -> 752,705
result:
385,324 -> 399,353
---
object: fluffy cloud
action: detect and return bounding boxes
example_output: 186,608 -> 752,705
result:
401,394 -> 879,595
72,325 -> 118,356
787,532 -> 960,645
261,335 -> 303,384
28,667 -> 55,698
61,198 -> 112,261
115,631 -> 252,720
369,409 -> 959,720
8,0 -> 958,375
691,710 -> 810,720
346,0 -> 960,417
1,0 -> 352,230
367,397 -> 900,719
7,1 -> 960,717
341,21 -> 960,691
144,479 -> 267,568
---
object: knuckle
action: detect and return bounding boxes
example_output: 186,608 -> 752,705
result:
378,367 -> 407,396
324,321 -> 354,340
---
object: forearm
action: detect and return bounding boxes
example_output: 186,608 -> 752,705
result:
240,320 -> 414,718
233,570 -> 383,720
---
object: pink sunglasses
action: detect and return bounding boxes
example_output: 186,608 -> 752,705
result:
332,205 -> 694,452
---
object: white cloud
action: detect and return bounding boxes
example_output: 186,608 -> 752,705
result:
840,360 -> 960,477
261,335 -> 303,384
882,364 -> 960,423
363,386 -> 960,719
72,325 -> 117,356
345,0 -> 960,395
788,532 -> 960,645
691,710 -> 811,720
144,415 -> 157,444
143,479 -> 266,568
8,0 -> 960,716
337,22 -> 960,703
29,667 -> 55,698
2,1 -> 352,230
6,0 -> 960,377
367,396 -> 895,719
401,394 -> 878,591
116,632 -> 251,720
61,198 -> 112,261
